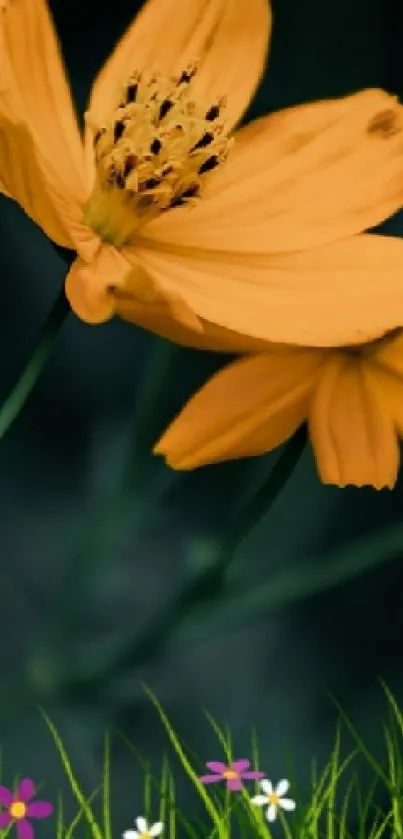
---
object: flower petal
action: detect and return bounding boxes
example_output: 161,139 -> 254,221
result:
65,244 -> 207,334
198,774 -> 223,784
86,0 -> 270,139
149,822 -> 164,837
136,817 -> 148,834
0,813 -> 12,829
111,265 -> 203,335
16,820 -> 34,839
17,780 -> 36,803
0,86 -> 84,248
241,771 -> 266,780
65,247 -> 116,324
279,798 -> 296,812
67,243 -> 202,334
260,779 -> 273,796
135,234 -> 403,347
231,760 -> 250,773
227,778 -> 243,791
145,89 -> 403,253
122,247 -> 267,351
308,353 -> 399,488
123,831 -> 138,839
1,0 -> 87,197
369,350 -> 403,438
266,804 -> 277,823
155,349 -> 323,469
250,795 -> 268,806
275,779 -> 290,797
26,802 -> 53,819
0,786 -> 12,807
205,762 -> 227,773
116,303 -> 270,352
372,331 -> 403,378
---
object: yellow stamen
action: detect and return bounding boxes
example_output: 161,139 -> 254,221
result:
84,62 -> 233,247
222,770 -> 238,779
268,794 -> 280,806
10,802 -> 26,820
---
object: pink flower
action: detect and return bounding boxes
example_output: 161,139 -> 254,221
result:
0,778 -> 53,839
199,759 -> 265,791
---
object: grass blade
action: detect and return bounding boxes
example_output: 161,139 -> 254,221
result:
102,731 -> 112,839
40,709 -> 103,839
144,687 -> 225,839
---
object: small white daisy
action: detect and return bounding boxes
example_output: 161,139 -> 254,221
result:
251,778 -> 296,823
123,817 -> 164,839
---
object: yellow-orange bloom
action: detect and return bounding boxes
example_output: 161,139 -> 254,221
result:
3,0 -> 403,346
154,331 -> 403,489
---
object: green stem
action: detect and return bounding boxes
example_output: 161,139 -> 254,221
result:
218,423 -> 307,558
49,337 -> 181,616
61,425 -> 307,701
0,287 -> 70,440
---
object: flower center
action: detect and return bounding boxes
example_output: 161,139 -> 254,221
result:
268,794 -> 280,806
10,802 -> 26,820
222,770 -> 238,779
84,62 -> 233,248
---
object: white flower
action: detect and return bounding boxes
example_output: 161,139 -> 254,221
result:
123,817 -> 164,839
251,778 -> 296,823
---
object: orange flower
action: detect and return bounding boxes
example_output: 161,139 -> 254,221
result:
154,331 -> 403,489
3,0 -> 403,346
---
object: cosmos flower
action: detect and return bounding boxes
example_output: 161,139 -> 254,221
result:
199,759 -> 265,790
2,0 -> 403,348
0,778 -> 53,839
123,816 -> 164,839
154,329 -> 403,489
251,778 -> 296,822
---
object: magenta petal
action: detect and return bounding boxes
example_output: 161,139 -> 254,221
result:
199,774 -> 223,784
16,820 -> 34,839
0,786 -> 12,807
26,802 -> 53,819
231,759 -> 250,773
17,780 -> 36,803
241,771 -> 266,780
205,762 -> 227,773
227,778 -> 243,791
0,812 -> 12,828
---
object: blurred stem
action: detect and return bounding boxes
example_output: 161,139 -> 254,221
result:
62,425 -> 306,701
47,336 -> 181,627
0,287 -> 70,440
121,337 -> 182,488
225,789 -> 232,839
213,424 -> 307,559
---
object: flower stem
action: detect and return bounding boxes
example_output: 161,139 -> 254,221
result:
48,337 -> 181,611
61,424 -> 307,701
0,287 -> 70,440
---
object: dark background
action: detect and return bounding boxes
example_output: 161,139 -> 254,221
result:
1,0 -> 403,833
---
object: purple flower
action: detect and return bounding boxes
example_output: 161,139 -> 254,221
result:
0,778 -> 53,839
199,759 -> 265,791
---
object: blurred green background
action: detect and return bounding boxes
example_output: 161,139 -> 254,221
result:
1,0 -> 403,833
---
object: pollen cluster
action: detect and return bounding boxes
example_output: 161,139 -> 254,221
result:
84,62 -> 233,246
9,802 -> 26,820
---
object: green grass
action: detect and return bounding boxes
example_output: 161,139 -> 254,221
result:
19,684 -> 403,839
